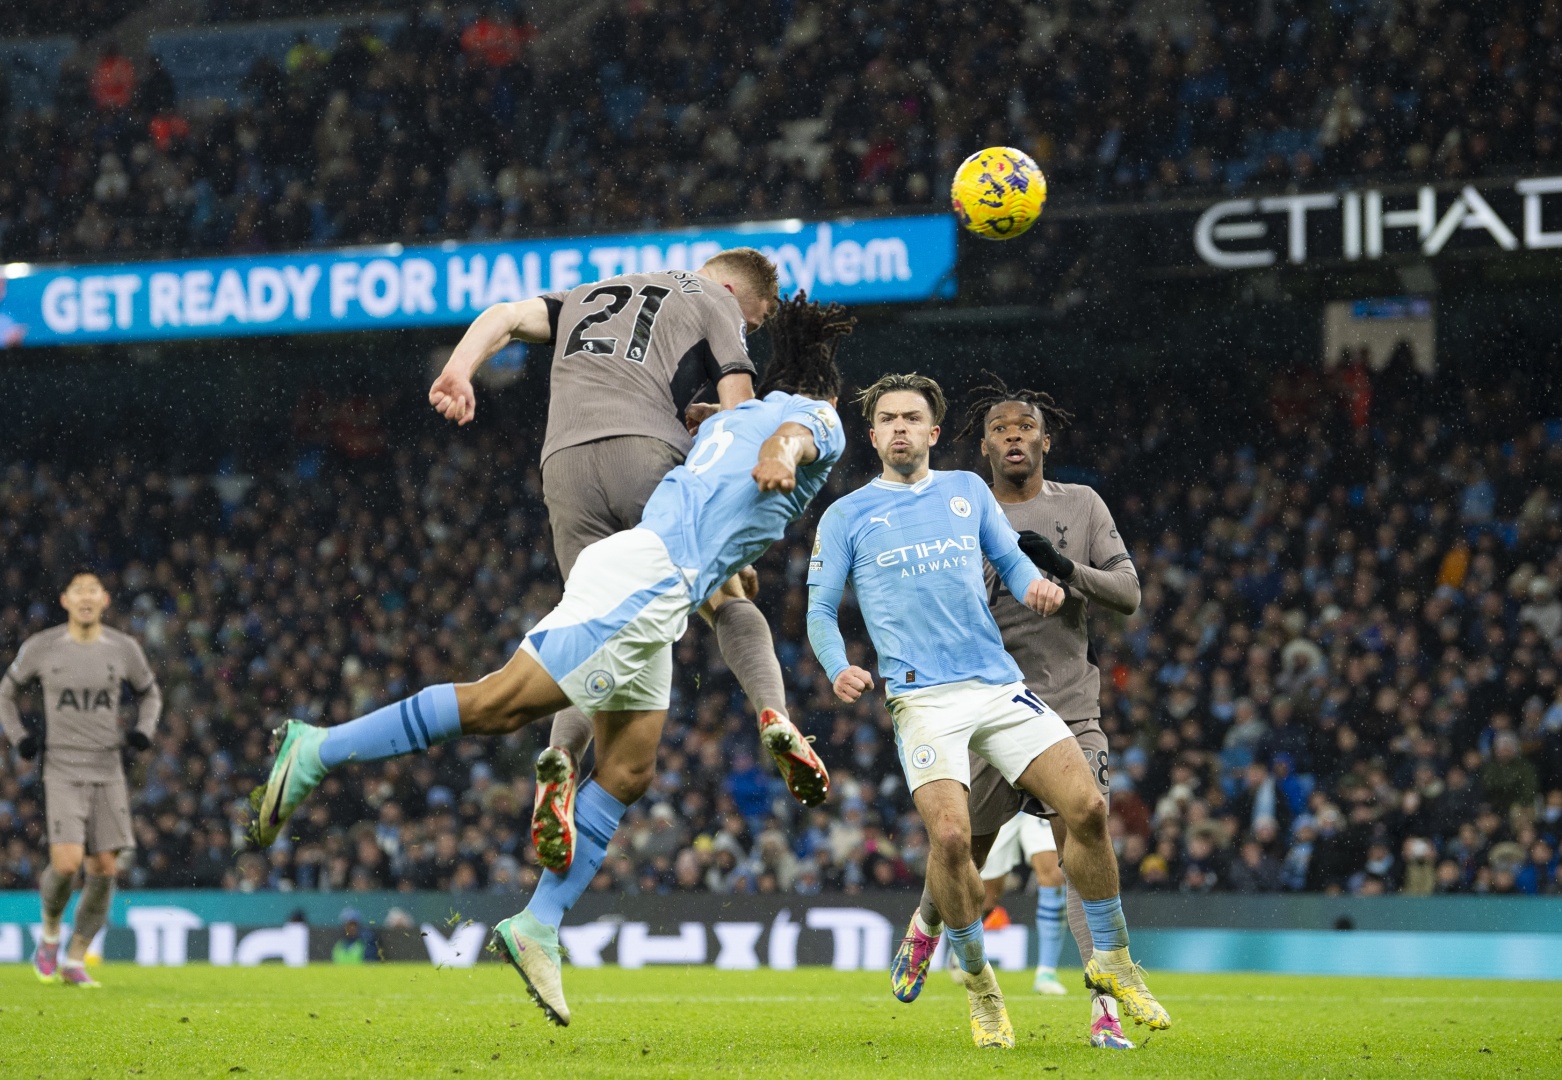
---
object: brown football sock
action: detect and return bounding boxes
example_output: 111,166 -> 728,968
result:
711,598 -> 788,718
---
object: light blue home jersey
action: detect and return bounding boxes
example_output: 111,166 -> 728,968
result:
640,391 -> 846,605
806,470 -> 1042,696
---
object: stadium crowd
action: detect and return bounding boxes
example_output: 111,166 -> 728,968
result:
2,0 -> 1561,262
2,353 -> 1560,899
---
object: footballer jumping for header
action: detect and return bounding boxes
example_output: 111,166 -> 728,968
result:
427,248 -> 831,874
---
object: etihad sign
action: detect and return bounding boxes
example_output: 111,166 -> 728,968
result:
1194,176 -> 1562,269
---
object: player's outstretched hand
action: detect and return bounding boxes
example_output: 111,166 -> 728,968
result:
1024,577 -> 1066,617
428,369 -> 478,426
16,735 -> 37,760
752,459 -> 797,492
684,401 -> 720,436
833,666 -> 874,704
125,731 -> 151,753
1016,529 -> 1075,581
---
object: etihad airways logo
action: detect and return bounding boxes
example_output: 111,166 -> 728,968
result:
876,535 -> 978,573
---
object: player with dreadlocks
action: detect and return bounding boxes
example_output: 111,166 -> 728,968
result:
252,294 -> 852,1027
890,372 -> 1146,1050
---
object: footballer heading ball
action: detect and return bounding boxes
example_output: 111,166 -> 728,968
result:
950,147 -> 1048,240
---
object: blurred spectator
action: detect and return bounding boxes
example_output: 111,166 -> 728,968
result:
331,907 -> 380,963
4,2 -> 1561,261
1,353 -> 1560,898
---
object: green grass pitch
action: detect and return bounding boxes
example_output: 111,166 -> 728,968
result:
2,964 -> 1558,1078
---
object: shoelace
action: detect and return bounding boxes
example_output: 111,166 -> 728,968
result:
972,990 -> 1006,1026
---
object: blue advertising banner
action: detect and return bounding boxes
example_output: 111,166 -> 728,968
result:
0,215 -> 956,349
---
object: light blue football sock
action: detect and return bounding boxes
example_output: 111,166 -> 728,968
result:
946,918 -> 987,975
318,684 -> 462,769
524,780 -> 626,929
1035,885 -> 1065,970
1081,895 -> 1130,953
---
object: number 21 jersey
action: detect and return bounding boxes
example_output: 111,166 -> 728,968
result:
538,271 -> 757,465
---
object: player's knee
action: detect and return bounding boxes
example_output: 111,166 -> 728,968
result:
51,851 -> 84,876
1064,792 -> 1108,842
928,820 -> 972,864
602,760 -> 655,803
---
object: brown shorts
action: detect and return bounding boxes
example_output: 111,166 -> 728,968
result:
541,436 -> 686,577
968,717 -> 1110,836
46,776 -> 134,854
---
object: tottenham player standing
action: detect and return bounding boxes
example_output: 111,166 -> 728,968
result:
428,249 -> 829,873
1,572 -> 161,988
807,374 -> 1168,1049
253,298 -> 851,1026
896,376 -> 1144,1048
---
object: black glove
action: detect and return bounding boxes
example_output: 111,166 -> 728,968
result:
125,730 -> 151,753
17,734 -> 38,760
1017,529 -> 1075,581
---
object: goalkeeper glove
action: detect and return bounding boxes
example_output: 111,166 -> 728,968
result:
125,730 -> 151,753
17,735 -> 38,760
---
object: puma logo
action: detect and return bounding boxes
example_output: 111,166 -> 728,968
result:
870,514 -> 892,528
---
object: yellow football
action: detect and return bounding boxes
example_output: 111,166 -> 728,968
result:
950,147 -> 1047,240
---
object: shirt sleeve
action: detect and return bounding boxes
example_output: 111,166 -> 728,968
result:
784,399 -> 846,468
977,479 -> 1041,603
0,637 -> 38,744
539,289 -> 571,345
805,504 -> 853,682
124,638 -> 163,736
701,291 -> 757,377
1069,490 -> 1140,615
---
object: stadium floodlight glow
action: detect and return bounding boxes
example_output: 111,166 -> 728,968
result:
3,263 -> 33,278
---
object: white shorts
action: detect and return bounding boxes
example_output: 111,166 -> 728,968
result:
979,813 -> 1055,881
521,528 -> 693,717
886,678 -> 1072,794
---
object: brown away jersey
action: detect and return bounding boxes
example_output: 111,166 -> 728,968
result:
984,480 -> 1134,720
1,625 -> 158,781
537,271 -> 757,464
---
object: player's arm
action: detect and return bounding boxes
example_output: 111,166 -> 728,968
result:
686,371 -> 757,434
429,297 -> 560,426
977,485 -> 1064,616
124,640 -> 162,752
751,421 -> 818,493
805,509 -> 871,702
1018,494 -> 1140,615
0,644 -> 38,759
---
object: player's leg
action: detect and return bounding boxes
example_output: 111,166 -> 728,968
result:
912,776 -> 1012,1048
896,755 -> 1015,1004
253,645 -> 568,845
1054,722 -> 1133,1047
57,779 -> 132,987
533,449 -> 615,867
701,575 -> 828,806
1012,738 -> 1169,1030
1025,821 -> 1068,995
495,704 -> 666,1027
36,784 -> 89,982
495,552 -> 689,1027
532,437 -> 681,870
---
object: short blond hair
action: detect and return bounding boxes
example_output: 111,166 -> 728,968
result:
701,247 -> 780,310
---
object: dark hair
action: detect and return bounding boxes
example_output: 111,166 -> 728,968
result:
956,370 -> 1073,442
756,291 -> 853,400
856,373 -> 947,426
61,568 -> 104,592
